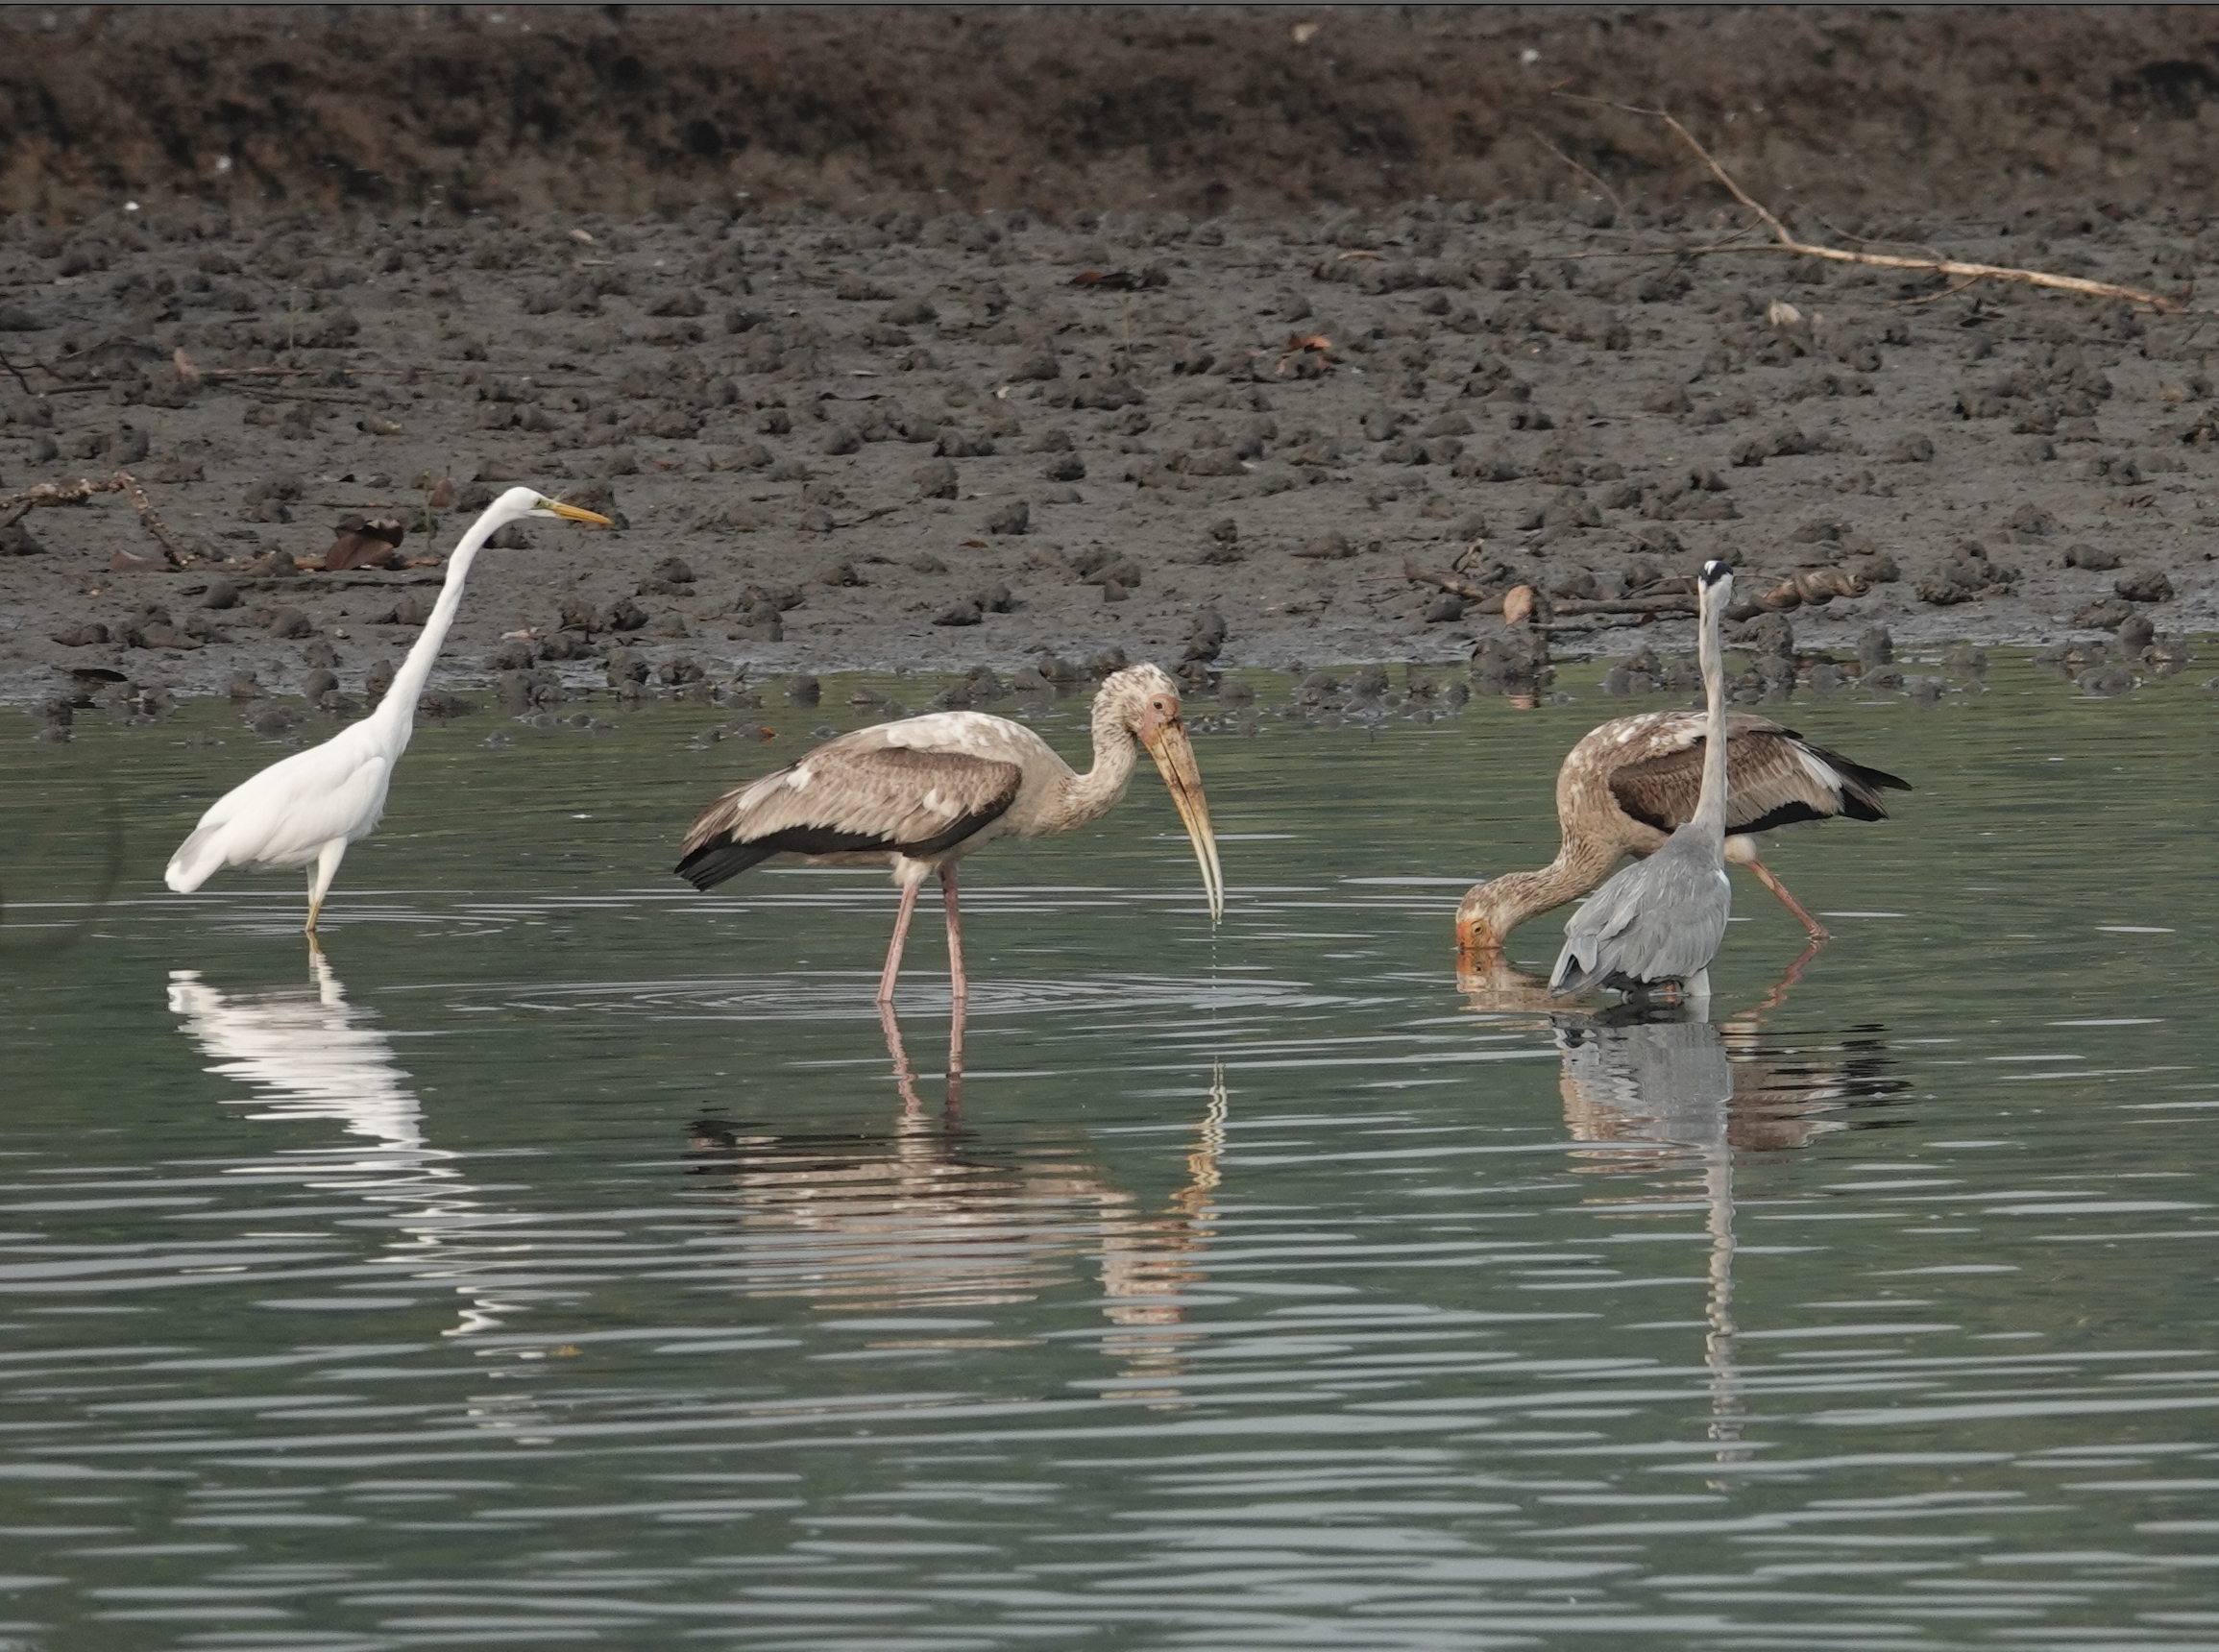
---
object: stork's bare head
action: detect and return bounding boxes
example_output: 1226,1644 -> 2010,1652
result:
1100,663 -> 1225,923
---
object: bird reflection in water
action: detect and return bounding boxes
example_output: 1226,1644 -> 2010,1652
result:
169,950 -> 424,1154
166,952 -> 512,1338
1460,945 -> 1909,1470
685,1007 -> 1227,1394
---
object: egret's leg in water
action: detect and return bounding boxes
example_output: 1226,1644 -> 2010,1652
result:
877,879 -> 923,1006
940,863 -> 968,1012
305,838 -> 349,935
1745,859 -> 1830,942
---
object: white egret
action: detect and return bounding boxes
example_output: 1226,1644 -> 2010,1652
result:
165,486 -> 612,933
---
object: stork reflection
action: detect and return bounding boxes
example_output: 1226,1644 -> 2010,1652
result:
1460,947 -> 1908,1470
685,1044 -> 1227,1388
165,951 -> 513,1338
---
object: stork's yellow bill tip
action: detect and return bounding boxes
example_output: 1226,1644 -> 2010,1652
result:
544,498 -> 614,525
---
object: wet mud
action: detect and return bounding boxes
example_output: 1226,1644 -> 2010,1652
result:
2,6 -> 2216,717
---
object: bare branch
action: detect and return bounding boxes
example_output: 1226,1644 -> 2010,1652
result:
1527,126 -> 1623,217
1552,93 -> 2182,311
0,470 -> 190,566
113,471 -> 187,564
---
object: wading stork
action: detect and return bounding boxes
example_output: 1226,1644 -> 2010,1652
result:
1457,641 -> 1907,965
675,662 -> 1225,1005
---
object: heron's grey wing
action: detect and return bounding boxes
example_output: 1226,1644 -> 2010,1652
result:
676,743 -> 1022,889
1551,833 -> 1731,994
1613,716 -> 1902,836
1550,857 -> 1654,994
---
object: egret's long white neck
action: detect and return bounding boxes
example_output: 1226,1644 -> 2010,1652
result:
364,509 -> 507,746
1691,579 -> 1731,838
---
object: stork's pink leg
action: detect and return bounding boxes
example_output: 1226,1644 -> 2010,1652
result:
877,999 -> 926,1115
1746,859 -> 1830,942
878,880 -> 922,1005
939,863 -> 969,1011
945,990 -> 967,1116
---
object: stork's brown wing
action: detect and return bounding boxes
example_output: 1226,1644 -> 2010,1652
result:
1611,717 -> 1909,837
676,742 -> 1023,890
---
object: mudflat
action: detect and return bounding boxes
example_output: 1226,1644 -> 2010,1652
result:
0,6 -> 2213,713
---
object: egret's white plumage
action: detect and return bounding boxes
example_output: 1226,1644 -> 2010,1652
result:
164,486 -> 612,933
675,663 -> 1225,1004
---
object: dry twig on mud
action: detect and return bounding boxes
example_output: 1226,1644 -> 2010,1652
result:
0,470 -> 188,565
1555,94 -> 2182,311
1528,126 -> 1623,219
1402,556 -> 1498,603
1400,558 -> 1542,621
1551,595 -> 1696,619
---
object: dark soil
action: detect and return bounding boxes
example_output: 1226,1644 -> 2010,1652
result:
3,6 -> 2218,715
12,7 -> 2219,221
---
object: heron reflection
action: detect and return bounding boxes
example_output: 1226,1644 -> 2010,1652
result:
165,952 -> 514,1337
1460,949 -> 1909,1468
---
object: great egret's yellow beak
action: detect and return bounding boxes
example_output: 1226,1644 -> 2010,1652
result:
1139,717 -> 1225,924
543,499 -> 615,525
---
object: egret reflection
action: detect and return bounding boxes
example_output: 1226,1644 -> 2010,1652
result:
168,951 -> 424,1153
165,953 -> 521,1338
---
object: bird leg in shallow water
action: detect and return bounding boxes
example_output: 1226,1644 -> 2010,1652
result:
1745,860 -> 1829,942
878,999 -> 928,1116
877,880 -> 922,1005
878,992 -> 966,1118
940,863 -> 968,1011
304,840 -> 347,935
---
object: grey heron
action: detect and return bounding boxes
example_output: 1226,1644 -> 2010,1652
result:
1549,560 -> 1738,1002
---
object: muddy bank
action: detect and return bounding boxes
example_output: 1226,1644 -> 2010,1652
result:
9,7 -> 2219,221
1,178 -> 2216,718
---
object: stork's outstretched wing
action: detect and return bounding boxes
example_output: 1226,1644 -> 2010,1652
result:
1610,715 -> 1910,838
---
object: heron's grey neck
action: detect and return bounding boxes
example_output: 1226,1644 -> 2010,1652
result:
1040,691 -> 1141,832
365,527 -> 492,745
1691,586 -> 1730,838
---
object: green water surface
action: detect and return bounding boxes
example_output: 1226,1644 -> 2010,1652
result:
1,657 -> 2216,1650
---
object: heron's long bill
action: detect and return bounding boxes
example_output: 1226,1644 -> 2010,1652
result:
1141,720 -> 1226,924
547,500 -> 615,525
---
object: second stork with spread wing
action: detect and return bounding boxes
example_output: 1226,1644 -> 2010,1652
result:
674,663 -> 1224,1005
1548,560 -> 1743,1003
1457,613 -> 1907,968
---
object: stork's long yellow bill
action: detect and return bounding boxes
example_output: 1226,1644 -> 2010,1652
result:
1141,719 -> 1225,923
